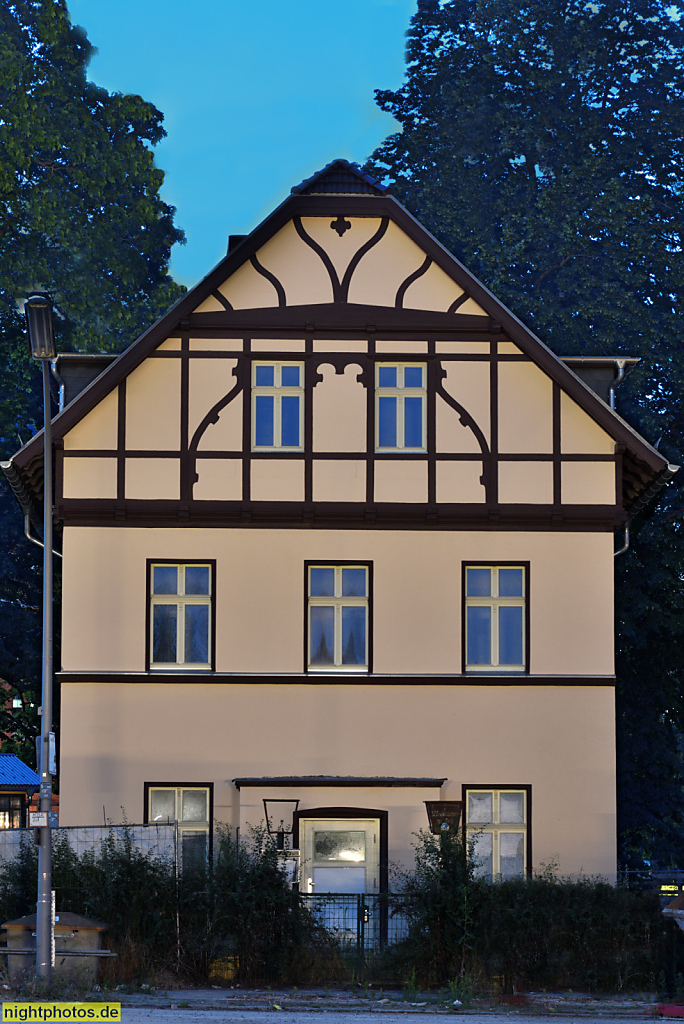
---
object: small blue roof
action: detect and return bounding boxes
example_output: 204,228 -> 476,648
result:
0,754 -> 40,790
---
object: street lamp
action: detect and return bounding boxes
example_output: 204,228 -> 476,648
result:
25,293 -> 56,980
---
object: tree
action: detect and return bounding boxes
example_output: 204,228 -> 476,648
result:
367,0 -> 684,863
0,0 -> 186,763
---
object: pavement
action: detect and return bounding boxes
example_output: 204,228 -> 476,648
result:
0,987 -> 667,1024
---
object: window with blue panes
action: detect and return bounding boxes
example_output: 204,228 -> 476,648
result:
150,563 -> 212,668
308,565 -> 369,671
465,566 -> 526,671
252,362 -> 304,450
375,364 -> 426,451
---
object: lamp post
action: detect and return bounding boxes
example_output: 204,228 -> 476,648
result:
24,293 -> 56,980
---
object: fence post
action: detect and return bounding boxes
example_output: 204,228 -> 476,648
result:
357,894 -> 366,976
174,820 -> 181,969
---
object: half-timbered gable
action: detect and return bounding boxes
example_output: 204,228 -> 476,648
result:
5,160 -> 675,883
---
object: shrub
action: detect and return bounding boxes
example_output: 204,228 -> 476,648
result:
384,830 -> 684,992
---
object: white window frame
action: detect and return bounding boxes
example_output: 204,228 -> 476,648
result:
375,363 -> 427,452
464,564 -> 526,671
465,788 -> 528,881
149,563 -> 212,669
307,564 -> 369,672
252,361 -> 305,451
147,785 -> 210,871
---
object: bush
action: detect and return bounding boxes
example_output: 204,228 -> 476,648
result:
384,830 -> 684,992
0,826 -> 331,986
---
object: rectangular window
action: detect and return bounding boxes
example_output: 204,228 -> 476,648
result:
146,784 -> 211,872
252,361 -> 304,450
464,564 -> 527,671
464,787 -> 529,880
375,363 -> 426,451
307,564 -> 370,671
149,562 -> 213,669
0,795 -> 24,829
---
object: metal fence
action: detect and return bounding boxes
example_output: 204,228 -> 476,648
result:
301,893 -> 410,953
0,828 -> 413,956
0,823 -> 178,868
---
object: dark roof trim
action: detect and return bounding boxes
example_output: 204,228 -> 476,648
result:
233,776 -> 447,790
0,460 -> 41,531
627,463 -> 679,521
8,191 -> 669,486
291,158 -> 387,196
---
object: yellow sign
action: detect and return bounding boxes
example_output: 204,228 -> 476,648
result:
2,1005 -> 120,1022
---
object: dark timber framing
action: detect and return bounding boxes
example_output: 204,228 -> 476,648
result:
8,186 -> 671,525
50,340 -> 625,529
57,672 -> 615,686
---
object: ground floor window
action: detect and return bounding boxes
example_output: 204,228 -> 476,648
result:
0,794 -> 25,829
145,784 -> 211,872
463,786 -> 529,880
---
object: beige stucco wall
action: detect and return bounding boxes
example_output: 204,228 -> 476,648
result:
58,681 -> 616,879
498,461 -> 554,504
347,221 -> 427,307
402,261 -> 464,311
255,220 -> 333,306
63,389 -> 118,451
374,461 -> 428,504
437,362 -> 490,451
313,460 -> 366,502
560,392 -> 615,455
313,364 -> 366,452
126,358 -> 181,451
498,362 -> 553,453
62,457 -> 117,499
218,260 -> 278,309
188,359 -> 238,440
436,461 -> 486,503
61,527 -> 614,677
562,462 -> 616,504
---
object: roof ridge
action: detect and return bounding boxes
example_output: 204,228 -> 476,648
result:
291,158 -> 387,196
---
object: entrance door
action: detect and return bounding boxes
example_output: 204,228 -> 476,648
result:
300,818 -> 379,894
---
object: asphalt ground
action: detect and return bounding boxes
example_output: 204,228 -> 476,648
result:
104,1012 -> 662,1024
0,988 -> 667,1024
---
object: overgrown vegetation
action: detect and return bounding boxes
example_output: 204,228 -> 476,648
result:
385,830 -> 684,993
0,827 -> 333,986
0,827 -> 682,992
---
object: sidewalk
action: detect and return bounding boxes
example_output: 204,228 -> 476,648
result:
99,987 -> 662,1019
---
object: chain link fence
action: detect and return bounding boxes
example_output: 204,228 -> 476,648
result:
0,823 -> 177,869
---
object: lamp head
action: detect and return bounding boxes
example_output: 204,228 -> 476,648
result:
24,293 -> 56,360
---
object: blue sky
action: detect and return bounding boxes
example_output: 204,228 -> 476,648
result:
67,0 -> 417,288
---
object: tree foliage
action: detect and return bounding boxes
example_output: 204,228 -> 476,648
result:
0,0 -> 186,763
368,0 -> 684,863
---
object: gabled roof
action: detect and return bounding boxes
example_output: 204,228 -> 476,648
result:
291,158 -> 387,196
0,754 -> 40,791
4,159 -> 676,516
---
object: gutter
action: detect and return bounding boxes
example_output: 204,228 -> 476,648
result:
1,459 -> 40,529
0,460 -> 61,558
615,463 -> 680,558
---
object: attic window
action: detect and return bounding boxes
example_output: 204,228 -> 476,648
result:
252,362 -> 304,451
375,364 -> 426,452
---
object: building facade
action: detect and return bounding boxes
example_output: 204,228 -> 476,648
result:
5,161 -> 675,886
